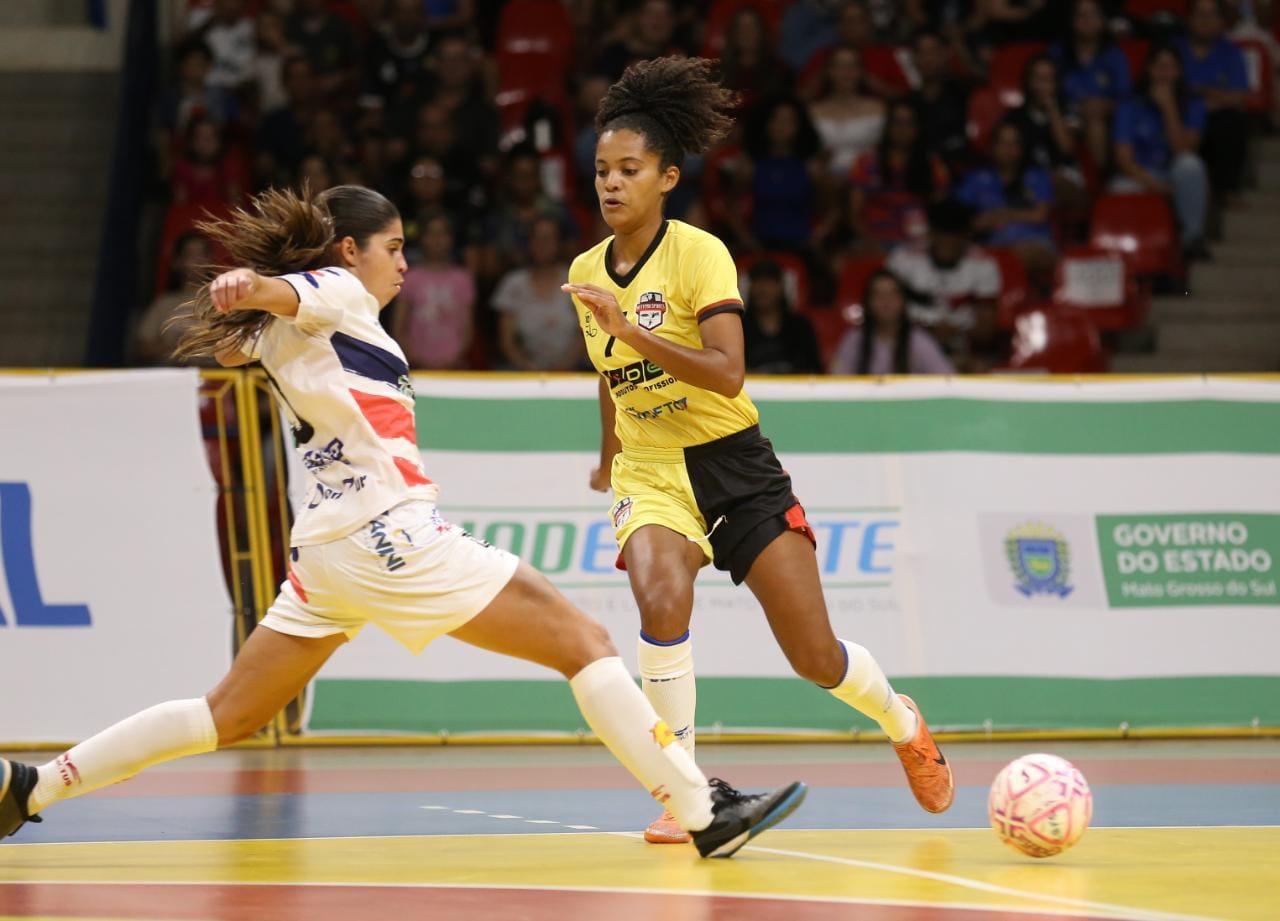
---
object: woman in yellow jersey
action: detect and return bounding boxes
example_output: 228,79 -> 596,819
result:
563,58 -> 954,844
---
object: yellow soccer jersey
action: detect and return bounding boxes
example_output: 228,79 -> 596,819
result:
567,220 -> 759,450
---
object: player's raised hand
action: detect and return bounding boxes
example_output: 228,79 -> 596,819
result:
210,268 -> 261,313
563,283 -> 629,338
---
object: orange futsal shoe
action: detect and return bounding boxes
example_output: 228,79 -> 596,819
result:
891,695 -> 954,814
644,809 -> 692,844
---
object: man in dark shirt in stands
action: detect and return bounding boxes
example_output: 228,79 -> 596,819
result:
907,29 -> 971,171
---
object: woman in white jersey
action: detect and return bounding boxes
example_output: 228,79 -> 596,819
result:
0,185 -> 804,859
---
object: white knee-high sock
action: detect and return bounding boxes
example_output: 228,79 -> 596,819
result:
570,656 -> 714,832
28,698 -> 218,814
637,631 -> 696,760
825,641 -> 917,743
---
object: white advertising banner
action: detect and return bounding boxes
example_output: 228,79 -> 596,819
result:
0,371 -> 233,742
296,376 -> 1280,733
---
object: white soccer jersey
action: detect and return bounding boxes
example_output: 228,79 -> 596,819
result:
247,266 -> 438,546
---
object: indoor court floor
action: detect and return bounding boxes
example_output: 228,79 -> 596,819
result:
1,739 -> 1277,921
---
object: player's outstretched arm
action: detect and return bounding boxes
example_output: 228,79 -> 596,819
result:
210,268 -> 300,318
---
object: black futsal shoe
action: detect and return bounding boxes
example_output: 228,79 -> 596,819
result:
0,759 -> 43,838
690,777 -> 807,858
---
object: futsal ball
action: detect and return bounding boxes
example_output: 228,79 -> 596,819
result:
988,753 -> 1092,858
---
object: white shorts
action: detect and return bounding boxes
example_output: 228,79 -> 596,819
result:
260,500 -> 519,654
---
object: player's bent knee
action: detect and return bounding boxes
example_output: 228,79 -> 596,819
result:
558,615 -> 618,676
634,585 -> 692,641
787,645 -> 846,688
209,702 -> 273,747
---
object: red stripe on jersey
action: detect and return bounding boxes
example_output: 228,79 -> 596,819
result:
785,501 -> 817,548
287,566 -> 309,603
350,389 -> 416,442
696,298 -> 744,317
394,455 -> 433,487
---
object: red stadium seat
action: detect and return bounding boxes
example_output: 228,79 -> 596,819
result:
495,0 -> 574,124
737,251 -> 812,311
836,253 -> 886,311
1053,244 -> 1150,331
1117,37 -> 1150,82
801,304 -> 853,370
1236,38 -> 1275,119
496,0 -> 574,62
861,45 -> 912,95
497,48 -> 566,97
702,0 -> 785,59
495,50 -> 573,142
1088,193 -> 1180,279
987,42 -> 1047,108
1006,305 -> 1108,373
967,84 -> 1007,154
984,246 -> 1031,329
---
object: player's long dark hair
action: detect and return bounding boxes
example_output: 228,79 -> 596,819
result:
875,100 -> 935,200
1136,44 -> 1191,112
595,57 -> 738,170
173,185 -> 398,359
857,269 -> 912,375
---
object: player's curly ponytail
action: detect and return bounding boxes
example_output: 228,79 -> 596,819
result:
595,57 -> 737,170
172,185 -> 398,360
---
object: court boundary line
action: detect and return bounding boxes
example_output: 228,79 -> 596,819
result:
0,879 -> 1186,921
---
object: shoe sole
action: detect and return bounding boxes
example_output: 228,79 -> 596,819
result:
643,827 -> 691,844
706,781 -> 808,859
1,760 -> 20,839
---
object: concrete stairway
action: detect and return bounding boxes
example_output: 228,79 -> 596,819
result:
0,71 -> 117,366
1113,137 -> 1280,373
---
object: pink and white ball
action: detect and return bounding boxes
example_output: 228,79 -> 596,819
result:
988,753 -> 1093,858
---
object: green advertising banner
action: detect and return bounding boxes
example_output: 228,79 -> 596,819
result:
1097,514 -> 1280,607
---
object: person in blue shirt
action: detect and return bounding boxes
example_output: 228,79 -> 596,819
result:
1110,45 -> 1211,257
743,96 -> 823,253
1175,0 -> 1251,198
957,122 -> 1055,248
957,119 -> 1057,292
1051,0 -> 1131,170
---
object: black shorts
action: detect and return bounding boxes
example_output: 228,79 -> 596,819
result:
684,425 -> 816,584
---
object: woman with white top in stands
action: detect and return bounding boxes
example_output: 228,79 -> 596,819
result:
807,46 -> 886,179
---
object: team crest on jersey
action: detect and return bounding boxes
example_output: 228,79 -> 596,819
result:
611,497 -> 633,529
636,291 -> 667,330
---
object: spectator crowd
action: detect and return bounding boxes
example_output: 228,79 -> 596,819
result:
137,0 -> 1279,375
